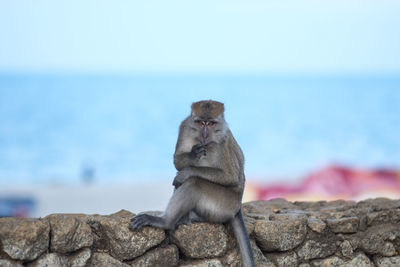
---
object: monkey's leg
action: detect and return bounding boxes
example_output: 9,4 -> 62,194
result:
130,180 -> 198,230
174,182 -> 205,226
193,180 -> 241,223
176,211 -> 205,226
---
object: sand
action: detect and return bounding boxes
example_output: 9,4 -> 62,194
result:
0,182 -> 173,217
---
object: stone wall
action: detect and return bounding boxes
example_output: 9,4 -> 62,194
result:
1,198 -> 400,267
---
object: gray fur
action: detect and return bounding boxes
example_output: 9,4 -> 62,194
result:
130,100 -> 255,267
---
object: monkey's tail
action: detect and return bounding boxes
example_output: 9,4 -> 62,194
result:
230,209 -> 255,267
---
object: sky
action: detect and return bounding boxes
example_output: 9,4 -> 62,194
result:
0,1 -> 400,184
0,0 -> 400,74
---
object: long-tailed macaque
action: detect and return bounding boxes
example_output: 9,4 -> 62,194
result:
130,100 -> 255,267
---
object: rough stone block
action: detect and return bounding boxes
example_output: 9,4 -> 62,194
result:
374,255 -> 400,267
179,259 -> 224,267
0,259 -> 23,267
87,252 -> 130,267
129,245 -> 179,267
340,240 -> 353,258
342,252 -> 373,267
307,218 -> 326,233
224,239 -> 274,267
0,218 -> 50,261
254,217 -> 307,251
297,239 -> 336,260
171,223 -> 228,258
354,224 -> 399,256
268,251 -> 298,267
27,248 -> 91,267
87,215 -> 165,261
311,256 -> 344,267
327,217 -> 359,233
27,253 -> 63,267
47,214 -> 93,253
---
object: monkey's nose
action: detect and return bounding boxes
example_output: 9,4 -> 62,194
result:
202,127 -> 208,140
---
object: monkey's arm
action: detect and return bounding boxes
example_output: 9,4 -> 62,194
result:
174,143 -> 207,171
174,152 -> 193,171
174,166 -> 239,187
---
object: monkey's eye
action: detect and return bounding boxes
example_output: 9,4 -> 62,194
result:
208,121 -> 216,126
194,120 -> 203,125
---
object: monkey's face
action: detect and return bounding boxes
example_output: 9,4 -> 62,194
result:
190,115 -> 226,145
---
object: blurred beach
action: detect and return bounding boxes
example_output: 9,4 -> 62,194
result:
0,182 -> 173,217
1,75 -> 400,217
2,163 -> 400,217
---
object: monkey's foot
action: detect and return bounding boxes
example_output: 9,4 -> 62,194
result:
130,214 -> 151,230
129,214 -> 164,230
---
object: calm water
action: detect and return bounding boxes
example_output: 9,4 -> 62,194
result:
0,74 -> 399,184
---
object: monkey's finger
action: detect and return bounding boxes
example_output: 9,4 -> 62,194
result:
129,215 -> 147,230
130,214 -> 147,222
194,147 -> 207,154
191,144 -> 203,152
129,219 -> 144,230
130,214 -> 157,230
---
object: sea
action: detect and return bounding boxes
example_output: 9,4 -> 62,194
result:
0,73 -> 399,185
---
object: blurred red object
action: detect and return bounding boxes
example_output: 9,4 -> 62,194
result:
251,165 -> 400,201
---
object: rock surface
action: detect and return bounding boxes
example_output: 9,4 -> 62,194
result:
171,223 -> 229,258
26,248 -> 91,267
129,245 -> 179,267
0,259 -> 23,267
307,218 -> 326,233
254,215 -> 307,251
326,216 -> 359,233
47,214 -> 93,253
224,240 -> 274,267
0,198 -> 399,266
180,259 -> 224,267
0,218 -> 50,261
87,252 -> 129,267
268,251 -> 298,267
86,214 -> 165,260
374,255 -> 400,267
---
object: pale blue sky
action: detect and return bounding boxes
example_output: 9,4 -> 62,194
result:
0,0 -> 400,74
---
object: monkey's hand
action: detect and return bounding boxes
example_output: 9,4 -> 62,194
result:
172,169 -> 190,188
190,143 -> 207,158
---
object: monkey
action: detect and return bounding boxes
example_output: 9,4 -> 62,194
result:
130,100 -> 255,267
